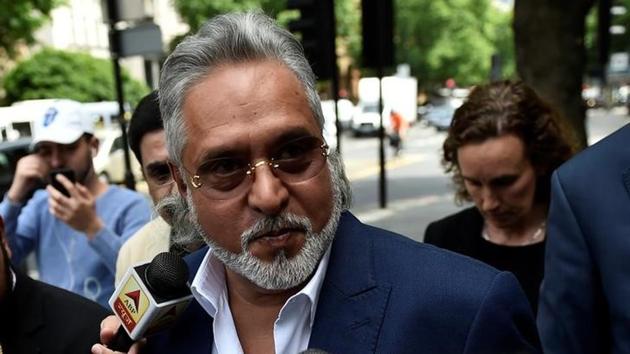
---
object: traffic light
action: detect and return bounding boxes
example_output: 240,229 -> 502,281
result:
362,0 -> 394,68
287,0 -> 336,80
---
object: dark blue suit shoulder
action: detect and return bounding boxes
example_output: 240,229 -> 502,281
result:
558,123 -> 630,178
363,222 -> 504,297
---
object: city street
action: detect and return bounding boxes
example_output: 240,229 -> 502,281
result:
342,107 -> 629,243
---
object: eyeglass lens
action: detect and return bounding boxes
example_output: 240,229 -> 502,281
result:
192,136 -> 327,199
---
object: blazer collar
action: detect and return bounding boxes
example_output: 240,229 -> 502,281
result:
615,124 -> 630,199
184,245 -> 208,284
623,167 -> 630,199
12,272 -> 45,334
309,212 -> 391,353
182,212 -> 391,353
4,271 -> 46,354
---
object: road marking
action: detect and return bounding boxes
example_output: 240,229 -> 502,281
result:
355,193 -> 453,223
345,153 -> 426,180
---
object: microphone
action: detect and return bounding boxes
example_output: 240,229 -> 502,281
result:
108,252 -> 194,351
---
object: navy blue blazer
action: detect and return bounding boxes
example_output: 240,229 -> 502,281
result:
0,270 -> 111,354
538,124 -> 630,354
147,212 -> 540,353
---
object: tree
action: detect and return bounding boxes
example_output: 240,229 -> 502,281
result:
173,0 -> 287,33
169,0 -> 361,93
395,0 -> 515,88
514,0 -> 595,148
0,0 -> 59,58
335,0 -> 361,65
3,48 -> 149,106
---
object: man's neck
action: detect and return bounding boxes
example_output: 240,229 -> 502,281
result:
225,266 -> 299,309
225,267 -> 301,354
82,170 -> 108,197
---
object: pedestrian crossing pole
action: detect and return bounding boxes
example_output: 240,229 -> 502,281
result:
362,0 -> 394,209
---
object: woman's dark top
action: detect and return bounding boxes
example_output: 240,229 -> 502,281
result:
424,207 -> 545,314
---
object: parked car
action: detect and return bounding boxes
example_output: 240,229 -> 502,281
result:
0,138 -> 34,196
350,102 -> 390,137
93,128 -> 142,184
582,85 -> 604,108
319,100 -> 339,150
321,99 -> 355,132
423,99 -> 460,131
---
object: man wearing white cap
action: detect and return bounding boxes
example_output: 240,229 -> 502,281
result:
0,99 -> 151,308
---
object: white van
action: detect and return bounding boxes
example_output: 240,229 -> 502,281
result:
0,100 -> 59,141
0,99 -> 125,143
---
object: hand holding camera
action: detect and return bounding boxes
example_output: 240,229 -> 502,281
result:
46,169 -> 104,238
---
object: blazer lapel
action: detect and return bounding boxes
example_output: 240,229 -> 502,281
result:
309,212 -> 391,354
623,166 -> 630,200
618,125 -> 630,200
10,273 -> 46,354
184,246 -> 209,284
186,248 -> 214,353
138,248 -> 214,354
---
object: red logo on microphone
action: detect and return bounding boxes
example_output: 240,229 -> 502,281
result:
125,290 -> 141,313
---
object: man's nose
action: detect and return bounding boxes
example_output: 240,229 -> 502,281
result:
247,164 -> 289,216
49,148 -> 64,169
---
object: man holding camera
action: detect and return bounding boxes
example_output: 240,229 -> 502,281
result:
0,99 -> 151,308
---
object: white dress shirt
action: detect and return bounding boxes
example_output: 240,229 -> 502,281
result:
190,245 -> 332,354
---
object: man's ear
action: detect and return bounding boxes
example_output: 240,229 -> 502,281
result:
89,135 -> 99,157
168,162 -> 188,196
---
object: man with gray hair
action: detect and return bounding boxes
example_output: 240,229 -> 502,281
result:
94,11 -> 540,354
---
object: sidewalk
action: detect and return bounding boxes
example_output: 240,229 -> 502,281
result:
587,107 -> 629,145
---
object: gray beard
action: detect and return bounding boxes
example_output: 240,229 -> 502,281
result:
188,193 -> 342,290
175,151 -> 351,290
186,152 -> 351,290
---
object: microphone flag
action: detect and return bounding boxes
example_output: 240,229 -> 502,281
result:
109,259 -> 193,340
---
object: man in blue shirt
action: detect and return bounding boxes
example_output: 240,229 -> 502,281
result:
0,99 -> 151,307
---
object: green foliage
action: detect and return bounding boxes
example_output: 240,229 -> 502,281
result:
584,6 -> 598,76
584,1 -> 630,78
169,0 -> 512,88
173,0 -> 287,32
609,0 -> 630,54
169,0 -> 362,76
336,0 -> 361,64
0,0 -> 61,57
3,48 -> 149,106
395,0 -> 515,88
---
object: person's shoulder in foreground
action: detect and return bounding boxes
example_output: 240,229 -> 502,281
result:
538,123 -> 630,354
4,271 -> 110,354
553,123 -> 630,180
149,212 -> 541,354
116,216 -> 170,284
317,212 -> 541,354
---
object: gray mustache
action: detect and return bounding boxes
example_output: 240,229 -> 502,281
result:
241,214 -> 313,249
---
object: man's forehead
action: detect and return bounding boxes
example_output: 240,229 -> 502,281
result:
180,60 -> 317,142
184,60 -> 309,109
188,125 -> 319,163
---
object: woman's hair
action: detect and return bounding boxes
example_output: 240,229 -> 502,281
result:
442,80 -> 576,204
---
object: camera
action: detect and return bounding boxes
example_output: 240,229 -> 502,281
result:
49,168 -> 76,197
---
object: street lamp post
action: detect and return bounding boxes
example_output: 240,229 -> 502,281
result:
105,0 -> 136,190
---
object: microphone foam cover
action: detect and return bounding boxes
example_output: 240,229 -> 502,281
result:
145,252 -> 189,299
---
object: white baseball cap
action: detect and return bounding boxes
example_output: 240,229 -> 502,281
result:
31,99 -> 95,147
